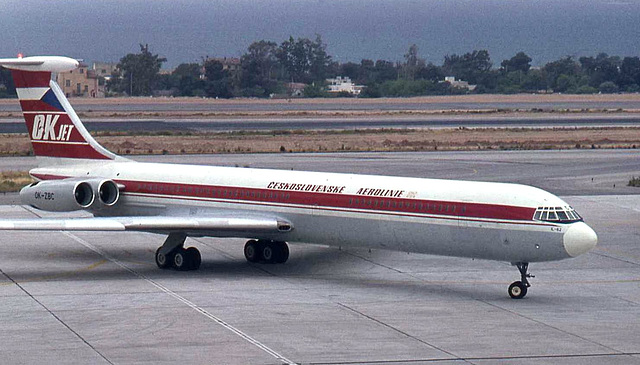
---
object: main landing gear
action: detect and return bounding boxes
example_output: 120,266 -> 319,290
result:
153,235 -> 290,270
155,232 -> 201,271
244,240 -> 289,264
508,262 -> 534,299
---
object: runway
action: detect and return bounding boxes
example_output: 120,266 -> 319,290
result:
1,114 -> 640,133
0,151 -> 639,364
2,98 -> 640,113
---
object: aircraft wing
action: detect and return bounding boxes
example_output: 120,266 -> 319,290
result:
0,216 -> 293,234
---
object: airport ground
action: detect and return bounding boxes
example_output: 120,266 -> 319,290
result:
0,150 -> 639,364
3,93 -> 640,116
2,94 -> 640,157
2,124 -> 640,157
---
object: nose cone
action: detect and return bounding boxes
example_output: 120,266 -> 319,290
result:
563,222 -> 598,257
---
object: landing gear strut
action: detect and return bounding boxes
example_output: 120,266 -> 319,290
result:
155,232 -> 201,271
244,240 -> 289,264
508,262 -> 534,299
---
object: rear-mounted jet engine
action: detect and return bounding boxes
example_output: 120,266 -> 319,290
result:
20,178 -> 120,212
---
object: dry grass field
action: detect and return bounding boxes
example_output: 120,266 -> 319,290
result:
0,127 -> 639,156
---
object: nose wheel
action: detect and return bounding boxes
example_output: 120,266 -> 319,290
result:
509,262 -> 534,299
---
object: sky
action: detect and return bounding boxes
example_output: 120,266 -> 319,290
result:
1,0 -> 639,69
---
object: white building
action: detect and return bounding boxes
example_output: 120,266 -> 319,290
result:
442,76 -> 477,91
326,76 -> 364,95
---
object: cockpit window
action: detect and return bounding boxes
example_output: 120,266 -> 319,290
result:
533,206 -> 582,223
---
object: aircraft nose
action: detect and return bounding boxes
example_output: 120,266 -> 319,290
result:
563,222 -> 598,257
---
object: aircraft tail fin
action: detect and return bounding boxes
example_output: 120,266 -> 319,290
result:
0,56 -> 126,165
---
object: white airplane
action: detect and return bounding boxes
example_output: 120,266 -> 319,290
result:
0,56 -> 597,299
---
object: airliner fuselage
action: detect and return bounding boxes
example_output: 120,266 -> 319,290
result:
29,160 -> 592,264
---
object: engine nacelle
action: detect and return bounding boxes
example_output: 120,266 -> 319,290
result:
20,177 -> 121,212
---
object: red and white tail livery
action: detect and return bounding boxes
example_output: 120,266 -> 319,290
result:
2,56 -> 122,163
0,55 -> 597,299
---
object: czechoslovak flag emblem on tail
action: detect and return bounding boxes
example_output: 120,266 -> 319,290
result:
0,56 -> 122,162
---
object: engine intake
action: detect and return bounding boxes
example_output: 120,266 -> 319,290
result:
98,180 -> 119,206
75,181 -> 94,208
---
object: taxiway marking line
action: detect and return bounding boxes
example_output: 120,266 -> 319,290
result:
0,266 -> 113,364
61,231 -> 297,365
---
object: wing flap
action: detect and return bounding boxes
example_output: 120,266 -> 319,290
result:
0,216 -> 293,234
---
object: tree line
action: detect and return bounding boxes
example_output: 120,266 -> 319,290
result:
2,38 -> 640,98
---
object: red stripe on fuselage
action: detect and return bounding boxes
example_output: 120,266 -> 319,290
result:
31,174 -> 537,222
10,70 -> 51,88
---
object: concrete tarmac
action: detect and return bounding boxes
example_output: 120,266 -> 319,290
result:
0,151 -> 639,364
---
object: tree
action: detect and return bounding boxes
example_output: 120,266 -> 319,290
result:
416,62 -> 443,82
359,59 -> 375,83
373,60 -> 398,83
619,56 -> 640,90
303,83 -> 327,97
520,69 -> 546,92
0,68 -> 16,98
403,44 -> 423,80
174,63 -> 201,79
579,53 -> 620,87
496,70 -> 525,93
240,40 -> 281,96
110,44 -> 166,96
599,81 -> 619,93
501,52 -> 532,73
543,57 -> 580,90
171,63 -> 204,96
204,59 -> 234,98
339,62 -> 360,81
308,34 -> 332,82
276,35 -> 332,83
442,50 -> 492,84
555,74 -> 577,93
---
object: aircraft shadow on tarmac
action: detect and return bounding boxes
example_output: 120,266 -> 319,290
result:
2,242 -> 566,302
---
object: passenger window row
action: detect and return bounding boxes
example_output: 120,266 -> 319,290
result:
348,198 -> 466,214
135,183 -> 294,201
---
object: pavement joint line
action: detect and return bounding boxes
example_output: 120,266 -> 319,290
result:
0,267 -> 114,364
60,231 -> 298,365
478,299 -> 624,354
591,251 -> 640,266
190,237 -> 237,260
616,296 -> 640,306
307,352 -> 640,364
190,237 -> 288,280
336,302 -> 472,364
341,249 -> 405,274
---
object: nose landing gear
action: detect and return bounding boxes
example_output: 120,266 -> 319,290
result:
509,262 -> 534,299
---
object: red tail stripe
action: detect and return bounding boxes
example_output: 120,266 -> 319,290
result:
20,100 -> 64,113
11,70 -> 51,88
31,143 -> 111,159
